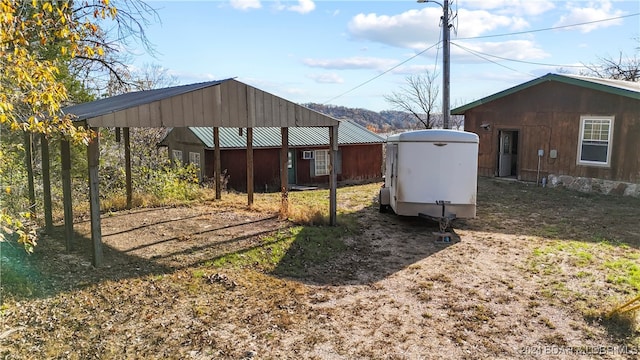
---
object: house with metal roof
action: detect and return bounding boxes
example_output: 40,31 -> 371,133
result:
452,73 -> 640,196
160,120 -> 385,191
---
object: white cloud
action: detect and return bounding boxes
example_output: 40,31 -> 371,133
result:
554,0 -> 625,33
389,64 -> 437,75
307,73 -> 344,84
303,57 -> 436,76
230,0 -> 261,11
287,0 -> 315,14
303,57 -> 399,71
458,0 -> 555,16
348,8 -> 441,50
455,9 -> 528,38
347,7 -> 533,50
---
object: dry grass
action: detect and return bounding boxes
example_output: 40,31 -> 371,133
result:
2,178 -> 640,359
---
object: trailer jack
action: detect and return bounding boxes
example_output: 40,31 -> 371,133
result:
419,201 -> 456,242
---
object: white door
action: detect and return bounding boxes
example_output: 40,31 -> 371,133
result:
499,132 -> 512,177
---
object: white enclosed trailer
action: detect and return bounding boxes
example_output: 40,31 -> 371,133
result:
379,129 -> 479,225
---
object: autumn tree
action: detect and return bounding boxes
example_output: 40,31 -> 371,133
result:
0,0 -> 156,251
384,71 -> 441,129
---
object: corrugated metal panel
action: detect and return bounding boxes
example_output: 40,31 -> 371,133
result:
63,80 -> 228,121
189,120 -> 384,149
62,79 -> 340,128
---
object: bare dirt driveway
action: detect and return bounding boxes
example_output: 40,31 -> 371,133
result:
1,178 -> 639,359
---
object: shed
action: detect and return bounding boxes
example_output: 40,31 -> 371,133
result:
159,120 -> 384,191
58,78 -> 341,266
452,73 -> 640,193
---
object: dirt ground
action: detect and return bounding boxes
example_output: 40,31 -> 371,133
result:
1,178 -> 639,359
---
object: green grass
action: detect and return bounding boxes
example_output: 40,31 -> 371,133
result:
205,183 -> 368,278
604,258 -> 640,291
209,214 -> 358,279
531,240 -> 640,292
529,238 -> 640,339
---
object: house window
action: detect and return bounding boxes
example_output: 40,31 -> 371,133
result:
172,150 -> 183,164
314,150 -> 329,176
577,116 -> 614,166
189,152 -> 201,168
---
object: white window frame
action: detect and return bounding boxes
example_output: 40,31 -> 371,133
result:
189,151 -> 201,168
576,115 -> 614,167
172,149 -> 183,164
314,149 -> 329,176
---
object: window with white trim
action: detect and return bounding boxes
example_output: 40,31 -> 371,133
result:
189,152 -> 201,168
314,149 -> 329,176
577,116 -> 614,166
172,150 -> 183,164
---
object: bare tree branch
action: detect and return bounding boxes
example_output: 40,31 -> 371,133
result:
580,39 -> 640,82
384,71 -> 440,129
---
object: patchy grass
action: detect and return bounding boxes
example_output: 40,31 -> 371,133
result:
3,177 -> 640,358
528,238 -> 640,342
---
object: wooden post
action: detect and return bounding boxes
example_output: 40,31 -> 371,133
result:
124,127 -> 132,209
214,127 -> 221,200
329,125 -> 339,226
41,134 -> 53,233
24,132 -> 36,218
61,140 -> 74,251
87,128 -> 103,267
280,128 -> 289,218
246,128 -> 254,206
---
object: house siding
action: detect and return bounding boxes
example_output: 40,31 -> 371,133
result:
160,127 -> 207,179
463,81 -> 640,183
203,143 -> 383,192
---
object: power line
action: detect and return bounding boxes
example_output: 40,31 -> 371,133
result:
451,41 -> 589,68
322,12 -> 638,106
451,42 -> 534,77
456,13 -> 639,40
322,41 -> 441,105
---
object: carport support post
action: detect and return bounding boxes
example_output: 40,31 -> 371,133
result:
280,127 -> 289,218
61,140 -> 74,251
329,125 -> 338,226
214,127 -> 221,200
41,134 -> 53,233
246,128 -> 254,206
87,128 -> 103,267
124,127 -> 132,209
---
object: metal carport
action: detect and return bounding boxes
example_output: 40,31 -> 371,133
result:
59,78 -> 340,266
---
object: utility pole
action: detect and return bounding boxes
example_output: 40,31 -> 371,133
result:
418,0 -> 451,129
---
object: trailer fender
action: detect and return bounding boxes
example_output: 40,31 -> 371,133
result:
379,187 -> 391,212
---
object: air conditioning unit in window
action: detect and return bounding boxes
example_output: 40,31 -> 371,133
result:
302,150 -> 314,160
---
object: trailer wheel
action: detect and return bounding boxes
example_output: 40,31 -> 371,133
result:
379,203 -> 387,213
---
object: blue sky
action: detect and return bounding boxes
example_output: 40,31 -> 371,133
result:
128,0 -> 639,112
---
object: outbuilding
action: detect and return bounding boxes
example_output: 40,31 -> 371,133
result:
159,120 -> 384,191
452,73 -> 640,195
58,78 -> 342,266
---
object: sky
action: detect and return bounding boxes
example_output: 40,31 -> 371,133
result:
125,0 -> 640,112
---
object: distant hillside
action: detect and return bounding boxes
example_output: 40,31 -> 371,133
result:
303,103 -> 417,132
303,103 -> 464,132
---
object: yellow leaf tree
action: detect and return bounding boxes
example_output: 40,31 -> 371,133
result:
0,0 -> 156,251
